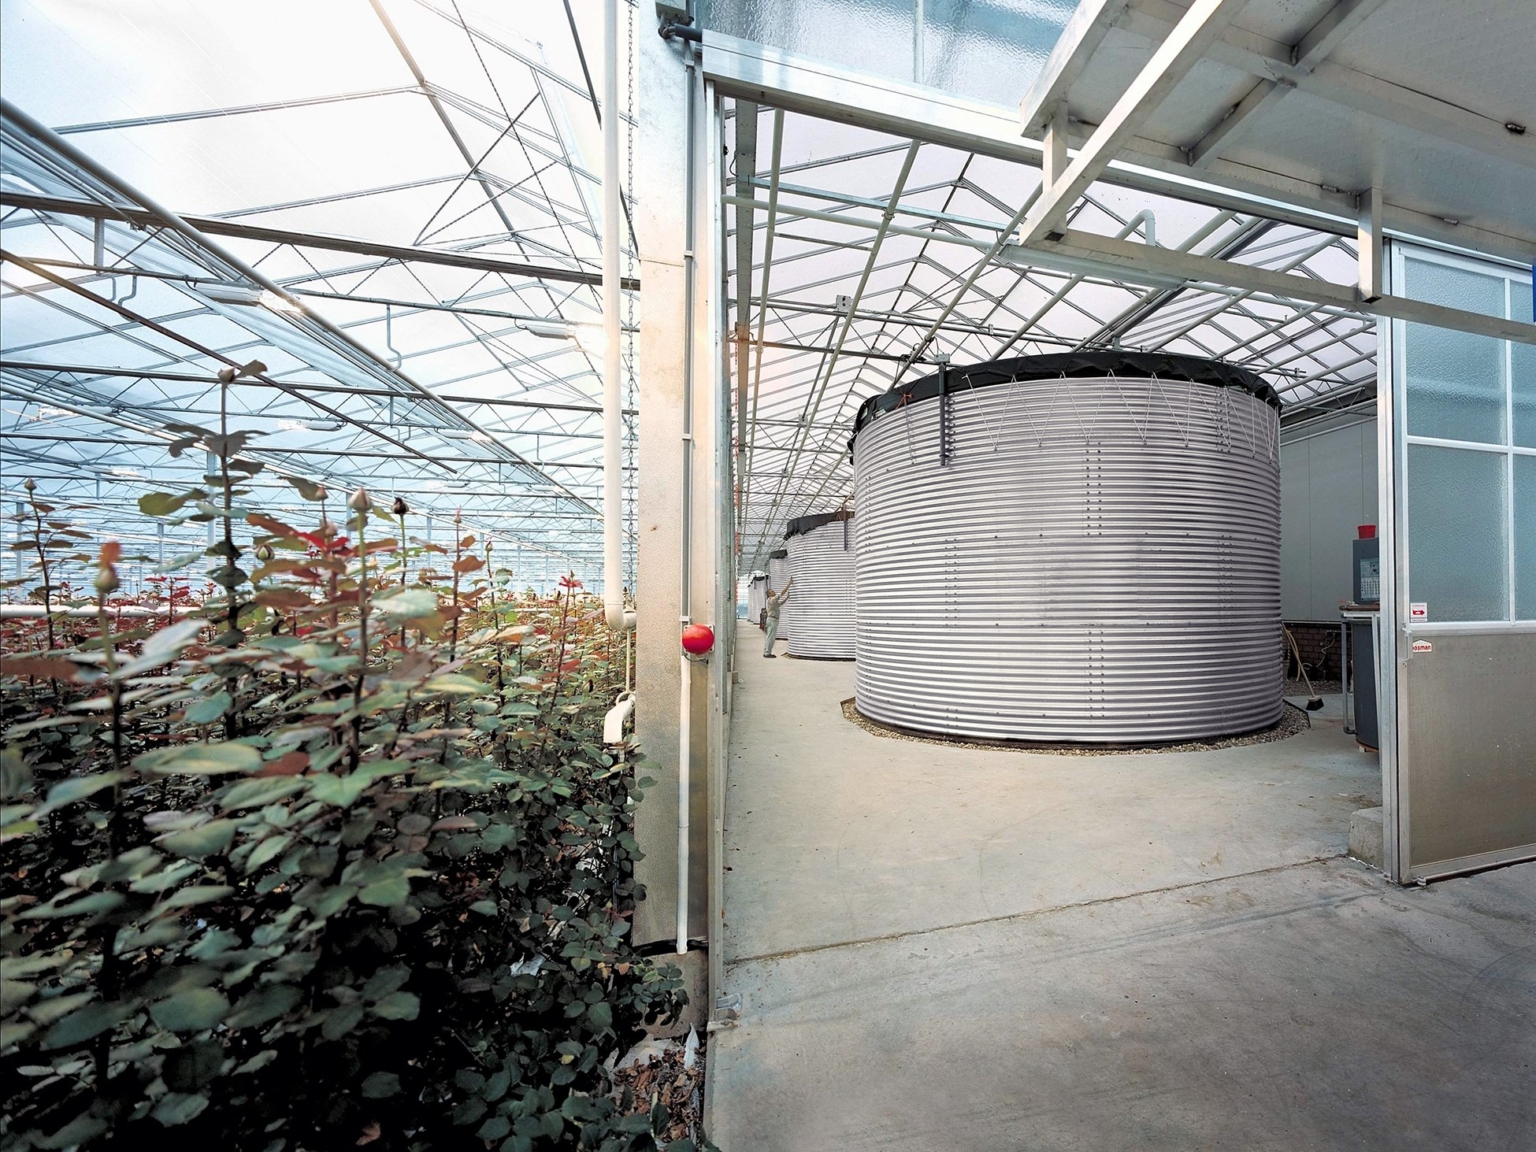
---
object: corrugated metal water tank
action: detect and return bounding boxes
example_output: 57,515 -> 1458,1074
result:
851,352 -> 1283,744
747,572 -> 769,622
784,511 -> 856,660
768,550 -> 792,639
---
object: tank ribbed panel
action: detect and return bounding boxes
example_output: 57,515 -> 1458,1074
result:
786,520 -> 856,659
768,556 -> 793,639
853,375 -> 1282,743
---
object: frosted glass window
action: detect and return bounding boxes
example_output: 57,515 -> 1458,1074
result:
1407,443 -> 1507,622
1513,281 -> 1535,449
699,0 -> 1072,104
1403,259 -> 1506,445
1518,456 -> 1536,621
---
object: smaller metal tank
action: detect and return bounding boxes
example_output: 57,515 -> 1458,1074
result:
784,511 -> 856,660
746,572 -> 769,623
768,550 -> 792,639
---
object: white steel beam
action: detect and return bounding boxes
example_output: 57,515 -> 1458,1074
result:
1016,0 -> 1250,247
1018,0 -> 1132,135
1007,229 -> 1536,344
1358,186 -> 1383,303
1190,0 -> 1388,165
1124,0 -> 1536,171
701,29 -> 1536,264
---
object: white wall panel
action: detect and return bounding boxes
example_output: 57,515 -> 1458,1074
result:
1280,417 -> 1378,619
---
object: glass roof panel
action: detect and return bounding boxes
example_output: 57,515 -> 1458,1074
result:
2,0 -> 636,594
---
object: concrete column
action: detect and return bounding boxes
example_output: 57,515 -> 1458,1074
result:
633,23 -> 720,949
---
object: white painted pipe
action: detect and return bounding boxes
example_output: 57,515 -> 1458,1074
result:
677,645 -> 691,954
601,0 -> 634,635
602,691 -> 635,744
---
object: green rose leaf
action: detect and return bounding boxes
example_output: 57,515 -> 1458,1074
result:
136,741 -> 262,776
587,1000 -> 613,1032
224,984 -> 302,1029
184,691 -> 232,725
139,491 -> 199,518
219,776 -> 307,811
321,1001 -> 365,1041
374,587 -> 440,619
422,673 -> 485,695
151,1091 -> 210,1127
158,885 -> 235,911
309,771 -> 373,809
42,1001 -> 133,1050
370,991 -> 420,1021
150,987 -> 230,1032
35,771 -> 127,817
358,876 -> 411,907
361,1071 -> 401,1098
157,819 -> 237,859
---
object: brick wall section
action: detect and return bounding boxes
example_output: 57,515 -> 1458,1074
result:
1283,620 -> 1352,680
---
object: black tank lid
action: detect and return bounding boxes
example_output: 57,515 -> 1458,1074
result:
784,508 -> 854,540
851,351 -> 1281,443
768,548 -> 788,560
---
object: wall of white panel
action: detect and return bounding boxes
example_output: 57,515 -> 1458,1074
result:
1280,416 -> 1378,620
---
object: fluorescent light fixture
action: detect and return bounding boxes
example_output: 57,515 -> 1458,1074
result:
519,320 -> 572,339
276,419 -> 344,432
260,290 -> 302,314
200,282 -> 263,306
199,283 -> 303,313
109,467 -> 141,478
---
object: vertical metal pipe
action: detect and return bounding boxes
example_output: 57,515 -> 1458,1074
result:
676,32 -> 701,957
602,0 -> 632,633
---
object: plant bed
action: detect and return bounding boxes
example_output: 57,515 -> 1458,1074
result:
1,391 -> 715,1151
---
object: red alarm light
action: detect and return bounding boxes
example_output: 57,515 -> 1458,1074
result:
681,623 -> 715,654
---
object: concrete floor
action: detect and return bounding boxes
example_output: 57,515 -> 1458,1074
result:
709,623 -> 1536,1151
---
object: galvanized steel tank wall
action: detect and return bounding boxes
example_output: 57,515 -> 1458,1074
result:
768,554 -> 792,639
786,520 -> 856,660
853,373 -> 1282,743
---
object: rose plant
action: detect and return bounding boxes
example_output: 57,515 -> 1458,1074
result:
0,404 -> 705,1150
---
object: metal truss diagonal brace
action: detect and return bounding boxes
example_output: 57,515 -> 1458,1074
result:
1017,0 -> 1248,248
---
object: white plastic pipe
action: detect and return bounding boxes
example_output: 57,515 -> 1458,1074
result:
677,646 -> 691,954
602,692 -> 635,744
601,0 -> 633,635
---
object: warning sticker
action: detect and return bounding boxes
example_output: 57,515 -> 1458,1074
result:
1409,602 -> 1428,622
1411,639 -> 1433,653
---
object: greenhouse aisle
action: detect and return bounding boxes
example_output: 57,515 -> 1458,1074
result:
706,622 -> 1536,1151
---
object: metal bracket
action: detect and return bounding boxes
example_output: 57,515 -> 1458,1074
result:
936,358 -> 955,466
713,991 -> 742,1022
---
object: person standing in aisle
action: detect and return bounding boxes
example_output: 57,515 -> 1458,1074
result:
763,578 -> 792,658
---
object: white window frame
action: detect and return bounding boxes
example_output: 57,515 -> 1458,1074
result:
1393,242 -> 1536,632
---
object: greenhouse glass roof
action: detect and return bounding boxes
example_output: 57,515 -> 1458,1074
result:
1,0 -> 636,590
728,102 -> 1375,568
